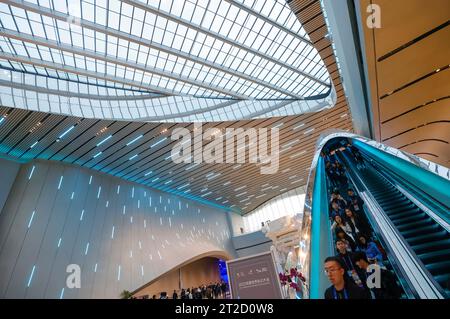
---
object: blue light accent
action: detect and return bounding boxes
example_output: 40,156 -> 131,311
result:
57,176 -> 63,190
117,185 -> 120,194
28,165 -> 35,180
186,163 -> 200,170
201,191 -> 212,197
96,135 -> 112,146
0,116 -> 5,125
150,137 -> 167,148
177,183 -> 190,190
126,134 -> 143,146
94,263 -> 98,272
132,187 -> 134,198
58,125 -> 75,139
151,177 -> 159,183
97,186 -> 101,198
144,171 -> 152,176
117,265 -> 121,281
218,259 -> 228,284
70,192 -> 74,200
27,210 -> 35,228
30,141 -> 38,149
89,176 -> 92,184
27,265 -> 36,287
165,153 -> 175,160
57,237 -> 62,248
60,288 -> 65,299
85,242 -> 90,255
129,154 -> 138,160
310,156 -> 333,299
141,265 -> 144,276
164,180 -> 172,185
93,151 -> 102,158
80,209 -> 85,221
111,226 -> 115,239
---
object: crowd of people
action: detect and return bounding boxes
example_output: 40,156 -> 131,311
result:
322,142 -> 402,299
152,281 -> 228,299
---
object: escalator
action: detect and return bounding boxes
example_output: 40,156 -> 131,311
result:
340,150 -> 450,297
358,166 -> 450,297
305,134 -> 450,299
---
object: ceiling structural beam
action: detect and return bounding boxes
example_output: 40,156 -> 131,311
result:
3,0 -> 305,99
223,0 -> 312,45
0,51 -> 178,96
0,28 -> 245,99
0,74 -> 242,121
121,0 -> 331,88
243,100 -> 296,119
138,100 -> 240,121
0,79 -> 166,101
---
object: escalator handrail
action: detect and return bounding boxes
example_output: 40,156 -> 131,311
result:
339,151 -> 446,299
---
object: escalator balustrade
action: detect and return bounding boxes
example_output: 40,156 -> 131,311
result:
355,161 -> 450,297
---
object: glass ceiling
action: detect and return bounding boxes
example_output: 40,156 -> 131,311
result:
0,0 -> 334,121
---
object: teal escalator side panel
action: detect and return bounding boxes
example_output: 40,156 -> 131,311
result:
353,140 -> 450,208
310,156 -> 333,299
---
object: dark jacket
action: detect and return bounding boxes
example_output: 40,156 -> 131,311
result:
324,280 -> 370,299
359,268 -> 402,299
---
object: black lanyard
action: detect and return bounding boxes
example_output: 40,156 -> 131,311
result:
333,287 -> 348,300
341,254 -> 354,271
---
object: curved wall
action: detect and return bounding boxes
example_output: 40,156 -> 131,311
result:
0,159 -> 235,298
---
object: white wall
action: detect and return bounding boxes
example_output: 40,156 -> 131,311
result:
0,159 -> 236,298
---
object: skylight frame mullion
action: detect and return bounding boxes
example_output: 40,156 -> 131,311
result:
1,0 -> 336,108
120,0 -> 330,88
224,0 -> 312,46
9,1 -> 306,100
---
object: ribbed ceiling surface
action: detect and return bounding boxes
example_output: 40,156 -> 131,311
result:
0,0 -> 355,213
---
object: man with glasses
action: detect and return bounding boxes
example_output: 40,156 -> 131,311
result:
324,256 -> 370,299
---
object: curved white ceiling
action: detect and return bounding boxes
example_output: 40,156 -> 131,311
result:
0,0 -> 333,121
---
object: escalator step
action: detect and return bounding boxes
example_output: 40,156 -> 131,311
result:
388,207 -> 422,220
383,202 -> 414,212
376,195 -> 405,203
406,231 -> 448,246
385,205 -> 419,216
424,260 -> 450,276
390,211 -> 426,223
393,215 -> 430,228
373,192 -> 402,199
434,274 -> 450,290
377,197 -> 407,206
396,218 -> 435,232
372,189 -> 397,196
371,189 -> 399,195
412,239 -> 450,255
418,249 -> 450,265
401,223 -> 441,238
